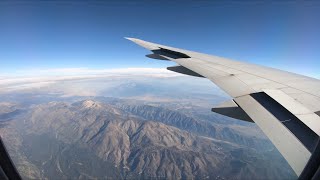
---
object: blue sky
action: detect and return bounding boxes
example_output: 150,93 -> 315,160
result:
0,0 -> 319,77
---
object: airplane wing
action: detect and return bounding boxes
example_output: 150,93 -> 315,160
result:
126,37 -> 320,178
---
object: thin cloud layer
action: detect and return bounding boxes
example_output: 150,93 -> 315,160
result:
0,68 -> 184,93
16,68 -> 176,76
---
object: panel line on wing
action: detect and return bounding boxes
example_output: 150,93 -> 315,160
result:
251,92 -> 319,153
189,56 -> 320,98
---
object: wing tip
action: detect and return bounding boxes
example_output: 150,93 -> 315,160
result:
124,37 -> 144,46
124,37 -> 139,42
125,37 -> 158,50
124,36 -> 133,40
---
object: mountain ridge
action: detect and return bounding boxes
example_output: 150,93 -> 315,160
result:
0,99 -> 296,179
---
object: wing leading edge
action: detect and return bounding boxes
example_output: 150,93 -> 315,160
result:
126,37 -> 320,177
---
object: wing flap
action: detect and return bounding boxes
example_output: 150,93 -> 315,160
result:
235,94 -> 311,175
264,89 -> 320,136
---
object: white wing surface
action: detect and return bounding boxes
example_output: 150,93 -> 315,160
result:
127,37 -> 320,176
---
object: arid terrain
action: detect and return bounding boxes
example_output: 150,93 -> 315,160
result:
0,76 -> 296,179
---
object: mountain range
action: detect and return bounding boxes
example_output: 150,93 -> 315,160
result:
0,98 -> 296,179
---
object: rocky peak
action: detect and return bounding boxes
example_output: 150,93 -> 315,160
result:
81,100 -> 102,109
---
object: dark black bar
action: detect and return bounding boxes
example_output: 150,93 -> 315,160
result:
299,139 -> 320,180
0,137 -> 21,180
